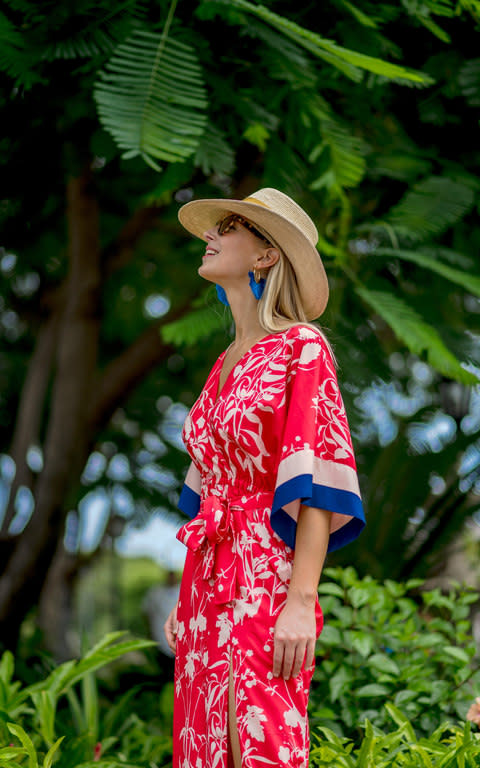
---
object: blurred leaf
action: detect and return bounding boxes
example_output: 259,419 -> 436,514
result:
384,176 -> 475,242
355,285 -> 479,384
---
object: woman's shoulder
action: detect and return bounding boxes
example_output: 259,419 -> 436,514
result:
281,323 -> 335,368
284,323 -> 329,347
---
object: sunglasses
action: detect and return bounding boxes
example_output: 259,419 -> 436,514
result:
216,214 -> 272,245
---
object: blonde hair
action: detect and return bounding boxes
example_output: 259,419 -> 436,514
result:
257,251 -> 334,358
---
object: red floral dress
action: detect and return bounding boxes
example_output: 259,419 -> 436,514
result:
173,325 -> 364,768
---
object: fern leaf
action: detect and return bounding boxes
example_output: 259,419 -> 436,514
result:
384,176 -> 475,242
194,124 -> 235,176
212,0 -> 434,86
94,24 -> 208,168
458,58 -> 480,106
374,248 -> 480,297
161,304 -> 226,346
355,285 -> 479,384
310,116 -> 367,190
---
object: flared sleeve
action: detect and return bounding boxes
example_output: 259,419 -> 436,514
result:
271,327 -> 365,552
178,461 -> 201,519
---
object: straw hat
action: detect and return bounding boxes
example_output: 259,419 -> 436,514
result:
178,187 -> 329,320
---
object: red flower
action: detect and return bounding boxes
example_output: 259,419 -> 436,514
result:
93,742 -> 102,761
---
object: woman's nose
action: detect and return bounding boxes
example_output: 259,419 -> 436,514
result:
204,226 -> 217,240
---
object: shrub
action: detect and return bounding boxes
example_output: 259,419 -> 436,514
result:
0,632 -> 173,767
310,704 -> 480,767
311,567 -> 480,739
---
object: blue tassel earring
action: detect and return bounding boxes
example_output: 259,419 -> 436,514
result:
248,270 -> 266,300
215,284 -> 229,306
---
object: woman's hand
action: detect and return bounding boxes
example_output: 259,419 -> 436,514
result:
272,592 -> 317,679
164,602 -> 178,654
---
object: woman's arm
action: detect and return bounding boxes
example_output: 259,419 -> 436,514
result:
273,505 -> 331,679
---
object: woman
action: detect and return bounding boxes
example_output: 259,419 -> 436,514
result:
164,188 -> 365,768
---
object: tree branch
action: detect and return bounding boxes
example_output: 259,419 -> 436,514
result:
88,300 -> 191,433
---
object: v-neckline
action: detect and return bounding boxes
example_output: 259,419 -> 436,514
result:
213,332 -> 278,404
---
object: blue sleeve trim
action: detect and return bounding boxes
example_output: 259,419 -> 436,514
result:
272,474 -> 366,552
178,483 -> 200,519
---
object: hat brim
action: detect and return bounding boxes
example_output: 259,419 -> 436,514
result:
178,198 -> 329,320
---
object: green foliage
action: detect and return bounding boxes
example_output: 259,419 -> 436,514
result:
161,291 -> 230,346
3,571 -> 480,766
311,716 -> 480,767
94,16 -> 208,169
217,0 -> 435,85
381,176 -> 476,243
354,285 -> 479,384
311,567 -> 480,739
374,248 -> 480,297
0,634 -> 171,767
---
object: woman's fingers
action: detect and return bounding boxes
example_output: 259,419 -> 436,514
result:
273,601 -> 317,679
163,603 -> 178,654
273,635 -> 309,679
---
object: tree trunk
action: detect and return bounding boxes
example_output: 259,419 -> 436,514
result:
0,169 -> 101,648
37,532 -> 89,662
1,314 -> 58,535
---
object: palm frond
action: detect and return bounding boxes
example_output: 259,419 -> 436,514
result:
404,0 -> 454,42
310,116 -> 367,190
458,58 -> 480,107
382,176 -> 475,242
211,0 -> 435,86
355,285 -> 479,384
93,23 -> 208,169
374,248 -> 480,296
194,124 -> 235,176
242,19 -> 319,89
42,2 -> 145,60
161,304 -> 227,346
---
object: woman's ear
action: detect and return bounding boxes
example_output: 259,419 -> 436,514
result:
256,247 -> 281,270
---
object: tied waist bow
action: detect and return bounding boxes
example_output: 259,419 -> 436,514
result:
176,491 -> 273,604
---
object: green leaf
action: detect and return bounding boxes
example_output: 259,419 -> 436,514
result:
355,285 -> 479,384
194,123 -> 235,175
213,0 -> 435,86
350,632 -> 374,658
318,624 -> 342,645
374,248 -> 480,297
162,304 -> 226,346
367,653 -> 400,676
317,582 -> 345,598
243,123 -> 270,151
355,683 -> 390,697
443,645 -> 470,664
384,176 -> 475,242
7,724 -> 37,768
42,737 -> 64,768
0,652 -> 14,685
94,20 -> 208,169
458,58 -> 480,106
310,116 -> 367,190
329,666 -> 352,701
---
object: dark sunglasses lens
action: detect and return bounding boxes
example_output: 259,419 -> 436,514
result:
217,215 -> 237,235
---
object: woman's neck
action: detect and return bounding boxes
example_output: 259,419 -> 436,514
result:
224,284 -> 265,346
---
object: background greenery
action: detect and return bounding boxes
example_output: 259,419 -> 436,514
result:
1,0 -> 480,760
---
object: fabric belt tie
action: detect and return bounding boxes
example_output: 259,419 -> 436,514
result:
176,491 -> 273,605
